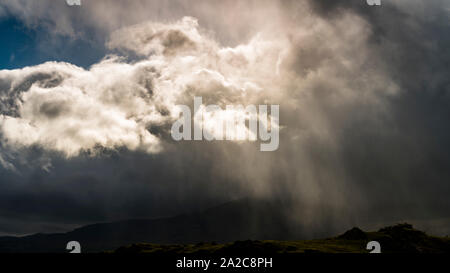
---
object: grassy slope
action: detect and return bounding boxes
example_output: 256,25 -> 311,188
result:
113,223 -> 450,254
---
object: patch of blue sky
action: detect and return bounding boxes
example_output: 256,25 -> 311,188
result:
0,16 -> 105,70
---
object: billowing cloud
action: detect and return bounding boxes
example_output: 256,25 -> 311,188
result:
0,16 -> 285,158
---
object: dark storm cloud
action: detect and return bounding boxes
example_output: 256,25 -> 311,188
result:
0,0 -> 449,237
0,144 -> 249,235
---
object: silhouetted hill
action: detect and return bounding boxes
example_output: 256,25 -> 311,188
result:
0,198 -> 294,253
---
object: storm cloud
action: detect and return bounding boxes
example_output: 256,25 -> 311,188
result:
0,0 -> 449,237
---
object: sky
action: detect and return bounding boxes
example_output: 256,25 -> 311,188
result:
0,17 -> 104,70
0,0 -> 449,237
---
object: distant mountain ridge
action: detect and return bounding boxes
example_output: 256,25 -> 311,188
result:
0,198 -> 295,253
2,199 -> 448,253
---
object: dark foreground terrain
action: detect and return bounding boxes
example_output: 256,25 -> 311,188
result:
113,223 -> 450,254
